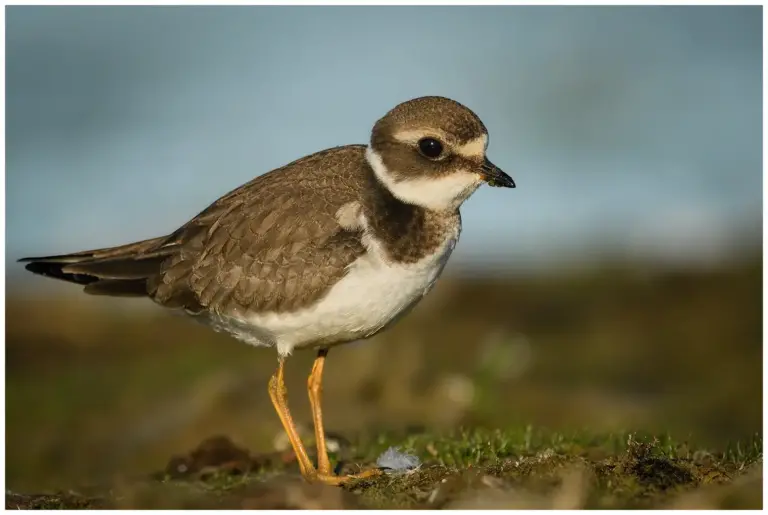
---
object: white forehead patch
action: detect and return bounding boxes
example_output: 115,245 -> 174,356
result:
366,147 -> 482,211
456,135 -> 488,158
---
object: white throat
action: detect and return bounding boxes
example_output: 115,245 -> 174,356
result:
366,147 -> 481,211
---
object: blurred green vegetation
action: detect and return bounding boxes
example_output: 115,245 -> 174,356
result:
5,257 -> 762,507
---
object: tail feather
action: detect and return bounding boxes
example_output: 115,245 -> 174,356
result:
19,236 -> 169,263
60,254 -> 165,280
83,279 -> 151,297
19,236 -> 176,297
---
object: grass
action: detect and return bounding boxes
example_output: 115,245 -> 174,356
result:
5,427 -> 762,509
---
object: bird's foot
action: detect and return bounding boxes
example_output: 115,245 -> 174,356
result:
305,467 -> 382,486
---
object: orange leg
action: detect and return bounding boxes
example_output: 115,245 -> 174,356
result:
268,358 -> 315,478
308,349 -> 332,475
268,354 -> 382,485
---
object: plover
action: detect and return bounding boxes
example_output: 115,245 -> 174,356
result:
20,96 -> 515,485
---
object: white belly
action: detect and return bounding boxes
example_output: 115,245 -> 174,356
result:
201,225 -> 460,356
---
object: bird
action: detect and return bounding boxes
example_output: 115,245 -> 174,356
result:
19,96 -> 515,485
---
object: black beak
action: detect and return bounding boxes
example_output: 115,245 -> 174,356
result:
480,159 -> 516,188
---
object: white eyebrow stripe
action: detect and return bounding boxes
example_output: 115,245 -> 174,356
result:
392,131 -> 488,159
391,129 -> 449,144
455,135 -> 488,158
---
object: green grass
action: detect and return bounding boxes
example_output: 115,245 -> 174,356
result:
6,427 -> 762,509
346,427 -> 762,508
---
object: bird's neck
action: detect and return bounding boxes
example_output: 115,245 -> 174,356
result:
360,149 -> 461,264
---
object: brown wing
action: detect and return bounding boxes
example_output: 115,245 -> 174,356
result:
148,145 -> 369,316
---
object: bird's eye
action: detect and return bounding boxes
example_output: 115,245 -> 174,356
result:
417,138 -> 444,159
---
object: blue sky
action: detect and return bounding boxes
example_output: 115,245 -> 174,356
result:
6,6 -> 762,283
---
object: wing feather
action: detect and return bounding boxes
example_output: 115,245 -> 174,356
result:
148,145 -> 369,315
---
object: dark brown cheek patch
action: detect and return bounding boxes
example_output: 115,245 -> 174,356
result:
379,145 -> 463,181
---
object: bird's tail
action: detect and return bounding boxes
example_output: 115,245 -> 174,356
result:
19,236 -> 175,297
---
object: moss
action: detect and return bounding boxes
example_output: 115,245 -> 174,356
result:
5,491 -> 107,509
6,427 -> 762,509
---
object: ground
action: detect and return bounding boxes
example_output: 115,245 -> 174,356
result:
6,259 -> 761,509
6,427 -> 762,509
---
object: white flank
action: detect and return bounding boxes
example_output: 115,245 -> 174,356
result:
365,147 -> 481,211
201,209 -> 460,356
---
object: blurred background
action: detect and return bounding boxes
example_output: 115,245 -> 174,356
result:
6,6 -> 762,491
